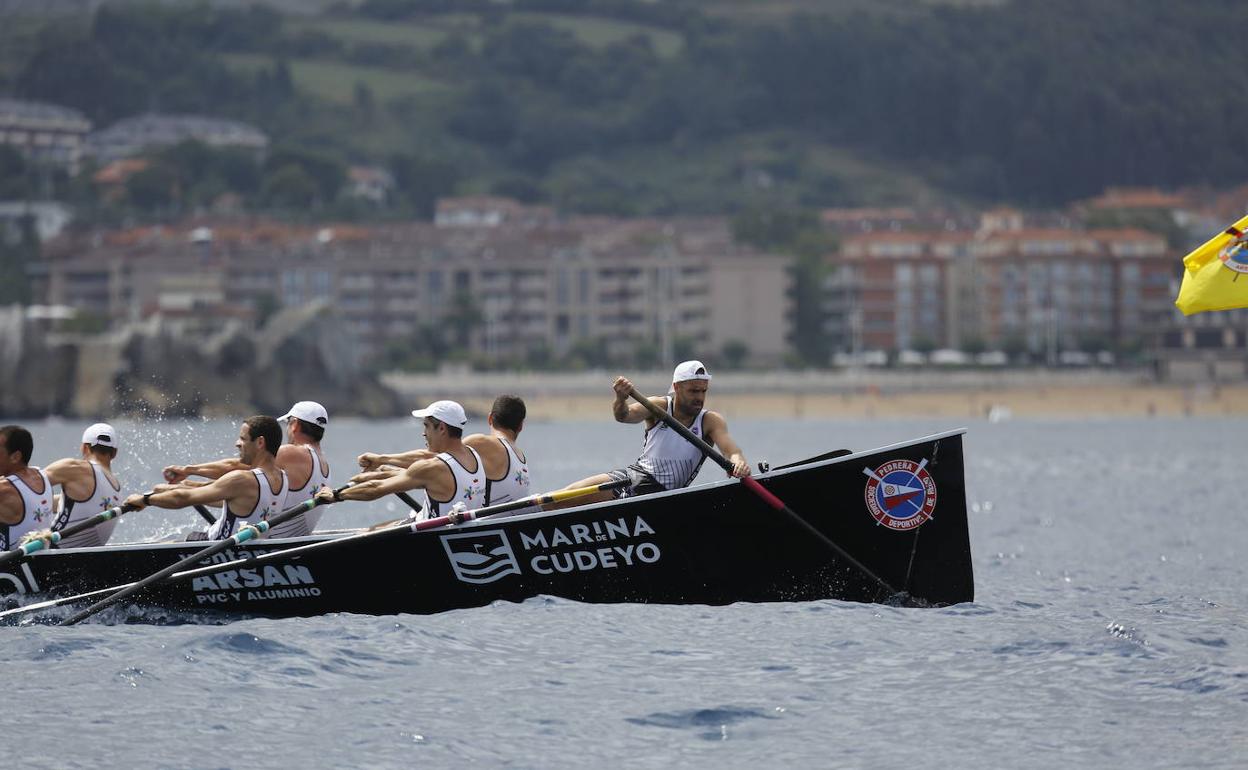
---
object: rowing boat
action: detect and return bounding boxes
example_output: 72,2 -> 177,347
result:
0,430 -> 972,623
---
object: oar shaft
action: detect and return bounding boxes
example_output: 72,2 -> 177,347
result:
28,480 -> 616,625
395,491 -> 423,513
60,485 -> 349,626
137,480 -> 631,593
626,386 -> 905,601
0,502 -> 137,568
412,478 -> 628,531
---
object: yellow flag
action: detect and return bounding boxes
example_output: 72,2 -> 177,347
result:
1175,213 -> 1248,315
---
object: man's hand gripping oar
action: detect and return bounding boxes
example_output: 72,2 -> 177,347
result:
0,497 -> 147,569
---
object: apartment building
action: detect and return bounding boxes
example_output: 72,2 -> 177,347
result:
823,220 -> 1176,357
83,113 -> 269,164
824,231 -> 973,353
37,214 -> 792,365
0,98 -> 91,174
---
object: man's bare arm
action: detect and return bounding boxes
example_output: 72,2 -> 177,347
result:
0,484 -> 21,525
127,470 -> 250,510
337,459 -> 442,502
43,458 -> 88,485
163,458 -> 248,483
43,458 -> 93,500
358,449 -> 434,471
611,376 -> 663,423
703,412 -> 751,478
349,469 -> 402,483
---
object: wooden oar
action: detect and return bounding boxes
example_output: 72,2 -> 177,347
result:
1,479 -> 623,624
394,491 -> 423,514
59,484 -> 352,626
626,386 -> 914,605
162,477 -> 629,584
0,500 -> 140,569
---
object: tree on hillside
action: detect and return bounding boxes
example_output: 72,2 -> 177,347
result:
262,164 -> 320,209
265,148 -> 346,204
390,154 -> 461,220
0,215 -> 39,306
0,147 -> 33,200
126,161 -> 182,211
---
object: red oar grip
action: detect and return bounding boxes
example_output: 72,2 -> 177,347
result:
741,476 -> 785,511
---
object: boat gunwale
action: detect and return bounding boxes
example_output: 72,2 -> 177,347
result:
25,427 -> 968,557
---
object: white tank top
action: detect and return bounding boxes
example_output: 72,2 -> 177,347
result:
206,468 -> 289,540
1,469 -> 55,550
636,397 -> 708,490
486,437 -> 530,506
53,461 -> 123,548
424,446 -> 486,518
267,446 -> 329,539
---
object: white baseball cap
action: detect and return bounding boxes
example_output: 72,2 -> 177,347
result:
672,360 -> 712,384
411,400 -> 468,428
280,401 -> 329,428
81,423 -> 118,449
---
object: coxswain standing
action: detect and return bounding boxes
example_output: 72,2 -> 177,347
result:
0,425 -> 55,550
357,394 -> 531,507
42,423 -> 125,548
162,401 -> 329,538
129,416 -> 289,541
557,360 -> 750,505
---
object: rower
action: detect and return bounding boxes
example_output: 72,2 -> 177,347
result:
128,416 -> 289,541
556,360 -> 750,505
162,401 -> 329,538
357,394 -> 530,507
42,423 -> 125,548
0,425 -> 55,551
324,400 -> 486,516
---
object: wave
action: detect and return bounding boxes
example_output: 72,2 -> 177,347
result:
455,560 -> 519,580
450,547 -> 511,571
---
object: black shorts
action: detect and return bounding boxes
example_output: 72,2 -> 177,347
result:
606,465 -> 667,499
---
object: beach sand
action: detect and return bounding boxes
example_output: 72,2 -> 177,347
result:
456,384 -> 1248,421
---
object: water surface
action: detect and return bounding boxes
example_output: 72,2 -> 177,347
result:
3,416 -> 1245,768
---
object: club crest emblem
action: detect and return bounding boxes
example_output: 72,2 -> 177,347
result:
462,479 -> 484,503
1218,230 -> 1248,274
441,529 -> 521,584
863,458 -> 937,531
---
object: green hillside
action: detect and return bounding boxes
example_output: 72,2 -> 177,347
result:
5,0 -> 1246,219
222,53 -> 449,105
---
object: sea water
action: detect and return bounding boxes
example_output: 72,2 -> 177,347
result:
1,416 -> 1245,769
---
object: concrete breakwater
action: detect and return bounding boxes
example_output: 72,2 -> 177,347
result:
0,304 -> 401,419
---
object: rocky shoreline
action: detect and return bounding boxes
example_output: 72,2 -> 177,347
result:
0,304 -> 402,419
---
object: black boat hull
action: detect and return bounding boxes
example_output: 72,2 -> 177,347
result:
0,431 -> 972,621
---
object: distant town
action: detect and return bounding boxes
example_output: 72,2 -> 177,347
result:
2,95 -> 1247,385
